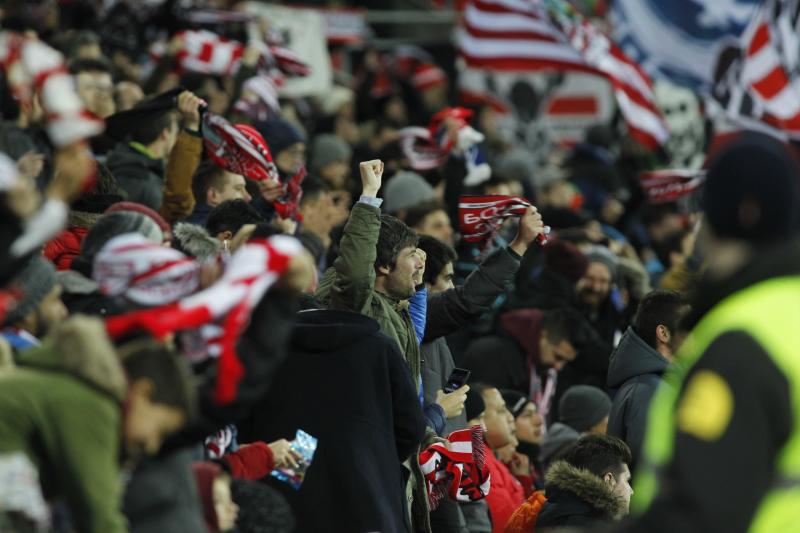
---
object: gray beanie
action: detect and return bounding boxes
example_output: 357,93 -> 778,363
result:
558,385 -> 612,432
71,211 -> 163,276
383,171 -> 436,214
310,134 -> 352,172
4,256 -> 56,326
584,245 -> 618,281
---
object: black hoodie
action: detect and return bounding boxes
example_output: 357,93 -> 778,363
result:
241,309 -> 425,533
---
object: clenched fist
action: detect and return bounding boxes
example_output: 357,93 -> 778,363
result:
359,160 -> 384,197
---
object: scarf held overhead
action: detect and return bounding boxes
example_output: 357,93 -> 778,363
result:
459,195 -> 550,245
104,236 -> 300,404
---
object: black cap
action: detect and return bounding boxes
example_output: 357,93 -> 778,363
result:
703,131 -> 800,245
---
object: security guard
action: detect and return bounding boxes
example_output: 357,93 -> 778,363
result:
614,132 -> 800,533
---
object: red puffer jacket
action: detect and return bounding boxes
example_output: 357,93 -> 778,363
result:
44,226 -> 89,271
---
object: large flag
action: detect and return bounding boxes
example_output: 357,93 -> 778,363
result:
611,0 -> 760,91
459,0 -> 668,149
711,0 -> 800,139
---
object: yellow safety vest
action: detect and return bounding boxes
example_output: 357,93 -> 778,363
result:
632,276 -> 800,532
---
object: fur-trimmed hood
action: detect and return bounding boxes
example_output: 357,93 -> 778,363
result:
18,315 -> 127,402
173,222 -> 221,260
542,460 -> 626,520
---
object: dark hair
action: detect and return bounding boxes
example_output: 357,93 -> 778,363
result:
375,214 -> 418,270
299,177 -> 331,206
119,340 -> 197,420
541,307 -> 591,349
128,110 -> 178,145
559,434 -> 632,478
231,479 -> 295,533
68,57 -> 112,76
632,290 -> 689,349
417,235 -> 456,285
405,201 -> 447,230
191,161 -> 230,205
470,381 -> 494,399
68,30 -> 101,55
653,229 -> 691,268
206,199 -> 265,237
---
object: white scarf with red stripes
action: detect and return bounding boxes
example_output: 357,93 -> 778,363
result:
105,235 -> 300,404
0,32 -> 103,147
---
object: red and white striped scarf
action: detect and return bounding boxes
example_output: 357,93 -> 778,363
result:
459,195 -> 550,245
398,107 -> 477,171
0,32 -> 103,147
175,29 -> 244,76
105,236 -> 300,404
419,426 -> 491,510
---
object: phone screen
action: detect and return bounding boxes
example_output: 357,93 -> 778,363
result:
444,368 -> 471,393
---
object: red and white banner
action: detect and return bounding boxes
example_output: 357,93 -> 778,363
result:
639,169 -> 706,204
458,0 -> 669,149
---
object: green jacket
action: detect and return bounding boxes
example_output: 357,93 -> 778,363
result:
0,317 -> 129,533
317,201 -> 422,382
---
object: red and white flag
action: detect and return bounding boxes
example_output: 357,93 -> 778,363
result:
736,0 -> 800,137
459,0 -> 668,149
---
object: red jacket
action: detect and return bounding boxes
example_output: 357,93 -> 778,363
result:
485,451 -> 526,533
44,226 -> 89,271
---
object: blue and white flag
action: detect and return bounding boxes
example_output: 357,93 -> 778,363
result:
611,0 -> 760,91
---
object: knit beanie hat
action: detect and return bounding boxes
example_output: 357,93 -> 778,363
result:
310,134 -> 352,172
583,246 -> 617,281
93,233 -> 199,306
558,385 -> 612,433
383,171 -> 436,213
703,131 -> 800,244
255,118 -> 306,156
3,256 -> 56,326
71,211 -> 163,276
465,388 -> 486,422
544,240 -> 589,283
105,201 -> 172,238
501,389 -> 530,419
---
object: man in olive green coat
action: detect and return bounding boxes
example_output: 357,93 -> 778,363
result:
0,316 -> 195,533
317,160 -> 544,531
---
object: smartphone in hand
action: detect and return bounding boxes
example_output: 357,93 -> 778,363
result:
444,368 -> 471,393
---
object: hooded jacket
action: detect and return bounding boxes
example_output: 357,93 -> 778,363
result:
606,327 -> 669,469
241,310 -> 425,533
461,308 -> 543,396
0,316 -> 128,533
536,460 -> 625,530
106,142 -> 166,211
